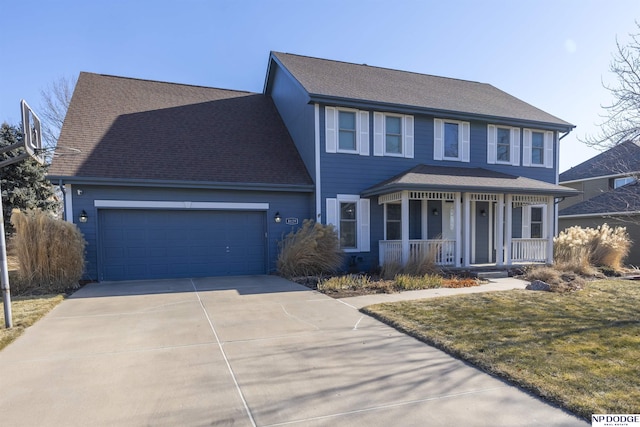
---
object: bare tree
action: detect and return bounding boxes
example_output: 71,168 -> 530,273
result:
39,75 -> 77,154
583,22 -> 640,149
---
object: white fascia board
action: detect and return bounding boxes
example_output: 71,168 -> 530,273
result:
559,211 -> 640,219
94,200 -> 269,210
560,172 -> 640,185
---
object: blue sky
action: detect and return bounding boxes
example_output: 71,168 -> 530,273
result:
2,0 -> 639,172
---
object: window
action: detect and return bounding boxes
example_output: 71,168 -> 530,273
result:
497,128 -> 510,162
386,204 -> 401,240
325,107 -> 369,155
434,119 -> 470,162
444,122 -> 459,159
614,176 -> 636,189
530,207 -> 543,238
385,116 -> 402,154
523,129 -> 553,168
487,125 -> 520,166
340,202 -> 357,248
531,132 -> 544,165
326,196 -> 370,252
373,112 -> 414,158
338,111 -> 356,151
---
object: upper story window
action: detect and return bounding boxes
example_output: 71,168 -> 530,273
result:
338,111 -> 357,151
523,129 -> 553,168
373,112 -> 414,158
434,118 -> 470,162
613,176 -> 636,189
487,125 -> 520,166
325,106 -> 369,156
385,115 -> 403,155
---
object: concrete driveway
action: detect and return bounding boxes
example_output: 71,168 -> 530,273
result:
0,276 -> 588,426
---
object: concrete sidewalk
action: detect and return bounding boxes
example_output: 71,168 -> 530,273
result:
0,276 -> 587,426
339,277 -> 529,308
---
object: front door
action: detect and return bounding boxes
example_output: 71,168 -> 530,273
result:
474,201 -> 491,263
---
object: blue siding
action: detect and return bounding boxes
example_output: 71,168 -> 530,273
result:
70,185 -> 312,280
268,64 -> 316,182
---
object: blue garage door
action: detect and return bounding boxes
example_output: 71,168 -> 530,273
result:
99,209 -> 266,281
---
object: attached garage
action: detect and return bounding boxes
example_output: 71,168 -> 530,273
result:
98,209 -> 267,281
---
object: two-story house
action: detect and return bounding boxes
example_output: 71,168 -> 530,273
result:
558,141 -> 640,264
48,52 -> 577,281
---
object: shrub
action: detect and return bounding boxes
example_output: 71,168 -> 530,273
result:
394,274 -> 443,290
442,277 -> 481,288
318,274 -> 386,292
10,209 -> 86,294
277,220 -> 343,278
525,265 -> 563,286
380,260 -> 403,280
382,243 -> 441,278
554,224 -> 631,271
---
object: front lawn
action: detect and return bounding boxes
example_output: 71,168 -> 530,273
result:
0,295 -> 64,351
362,279 -> 640,420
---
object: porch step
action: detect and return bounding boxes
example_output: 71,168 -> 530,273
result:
475,271 -> 509,279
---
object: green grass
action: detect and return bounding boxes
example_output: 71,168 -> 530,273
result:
0,294 -> 64,351
362,279 -> 640,420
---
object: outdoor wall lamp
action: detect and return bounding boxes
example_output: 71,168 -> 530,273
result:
79,210 -> 88,223
480,209 -> 487,217
274,212 -> 282,223
432,208 -> 439,216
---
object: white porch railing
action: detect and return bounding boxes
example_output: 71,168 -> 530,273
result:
511,238 -> 547,263
379,239 -> 456,266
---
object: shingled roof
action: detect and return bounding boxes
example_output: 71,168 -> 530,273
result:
361,165 -> 579,197
49,72 -> 313,188
559,181 -> 640,216
268,52 -> 573,130
559,140 -> 640,182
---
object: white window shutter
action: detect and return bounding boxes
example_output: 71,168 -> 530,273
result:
511,128 -> 521,166
487,125 -> 497,164
359,111 -> 369,156
434,119 -> 444,160
325,107 -> 337,153
373,112 -> 384,156
359,198 -> 370,252
544,131 -> 554,169
522,129 -> 532,166
404,115 -> 414,159
461,121 -> 470,162
326,198 -> 338,226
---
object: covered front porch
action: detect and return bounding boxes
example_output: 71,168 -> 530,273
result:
377,191 -> 554,267
361,165 -> 579,269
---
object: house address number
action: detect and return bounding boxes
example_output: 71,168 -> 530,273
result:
285,218 -> 298,225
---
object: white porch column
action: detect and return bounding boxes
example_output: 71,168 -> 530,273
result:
505,195 -> 513,265
546,196 -> 555,264
401,191 -> 410,265
421,200 -> 429,239
463,192 -> 471,267
496,194 -> 505,266
455,193 -> 462,267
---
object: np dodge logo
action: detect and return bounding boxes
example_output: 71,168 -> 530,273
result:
592,414 -> 640,427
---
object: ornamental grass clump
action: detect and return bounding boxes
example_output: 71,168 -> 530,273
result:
10,209 -> 86,294
277,219 -> 343,278
554,224 -> 630,272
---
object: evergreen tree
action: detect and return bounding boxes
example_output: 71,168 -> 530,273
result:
0,123 -> 59,233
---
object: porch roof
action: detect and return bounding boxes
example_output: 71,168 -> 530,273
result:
361,165 -> 580,198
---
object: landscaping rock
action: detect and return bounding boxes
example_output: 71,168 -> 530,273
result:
526,280 -> 551,291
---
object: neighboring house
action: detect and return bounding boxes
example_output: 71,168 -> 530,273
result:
558,141 -> 640,265
49,52 -> 577,281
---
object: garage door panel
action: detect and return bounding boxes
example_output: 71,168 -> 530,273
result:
99,209 -> 266,281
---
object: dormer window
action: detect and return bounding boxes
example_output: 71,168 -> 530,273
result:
614,176 -> 636,189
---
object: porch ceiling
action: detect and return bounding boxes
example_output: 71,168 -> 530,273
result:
361,165 -> 580,198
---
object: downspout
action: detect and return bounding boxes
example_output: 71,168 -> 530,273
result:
59,179 -> 67,222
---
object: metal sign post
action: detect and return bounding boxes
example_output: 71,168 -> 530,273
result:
1,100 -> 44,328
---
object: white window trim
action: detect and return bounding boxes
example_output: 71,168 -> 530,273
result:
522,204 -> 546,239
326,195 -> 370,252
434,118 -> 470,162
325,106 -> 369,156
523,129 -> 553,169
374,112 -> 414,158
487,125 -> 520,166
